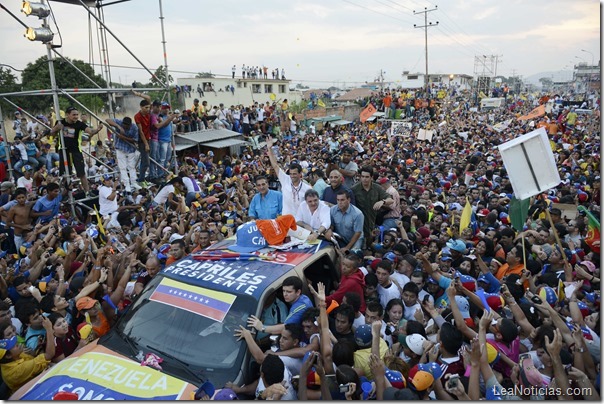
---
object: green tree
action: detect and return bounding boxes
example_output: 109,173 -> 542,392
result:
0,67 -> 21,115
149,65 -> 173,87
19,56 -> 107,114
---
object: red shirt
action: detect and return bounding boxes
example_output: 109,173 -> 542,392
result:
134,111 -> 151,141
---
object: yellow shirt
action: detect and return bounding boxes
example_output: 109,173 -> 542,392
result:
353,338 -> 389,380
1,353 -> 50,392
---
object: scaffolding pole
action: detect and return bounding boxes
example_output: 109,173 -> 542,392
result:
0,87 -> 161,97
158,0 -> 178,172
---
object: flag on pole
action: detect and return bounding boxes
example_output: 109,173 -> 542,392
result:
360,103 -> 376,123
459,198 -> 472,232
578,205 -> 600,253
508,197 -> 530,231
517,105 -> 545,121
94,205 -> 106,236
317,99 -> 326,108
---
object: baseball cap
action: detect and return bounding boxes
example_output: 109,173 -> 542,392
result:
228,222 -> 267,253
354,324 -> 372,348
401,334 -> 426,356
457,273 -> 477,292
169,233 -> 185,243
385,369 -> 406,389
407,365 -> 434,391
383,252 -> 398,264
213,388 -> 238,400
454,295 -> 471,318
484,293 -> 505,311
378,177 -> 390,184
0,181 -> 14,191
0,336 -> 18,359
477,208 -> 490,217
22,165 -> 33,172
417,362 -> 445,380
446,239 -> 467,253
102,174 -> 113,181
519,355 -> 545,388
76,296 -> 98,311
579,260 -> 596,273
161,102 -> 171,109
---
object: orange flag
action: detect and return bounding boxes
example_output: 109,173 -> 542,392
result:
517,105 -> 545,121
360,103 -> 377,123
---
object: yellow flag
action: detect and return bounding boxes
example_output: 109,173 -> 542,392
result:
459,198 -> 472,231
94,205 -> 106,236
317,99 -> 326,108
269,93 -> 276,101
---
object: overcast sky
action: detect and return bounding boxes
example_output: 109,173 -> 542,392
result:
0,0 -> 600,88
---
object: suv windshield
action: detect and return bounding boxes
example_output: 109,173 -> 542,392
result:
109,274 -> 256,387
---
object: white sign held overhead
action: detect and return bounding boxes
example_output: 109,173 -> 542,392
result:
497,127 -> 560,200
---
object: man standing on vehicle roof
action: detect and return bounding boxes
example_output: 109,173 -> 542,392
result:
247,276 -> 312,335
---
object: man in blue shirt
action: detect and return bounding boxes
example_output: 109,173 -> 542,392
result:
247,276 -> 313,335
325,189 -> 364,251
248,175 -> 282,220
105,116 -> 140,194
158,103 -> 176,176
31,182 -> 62,224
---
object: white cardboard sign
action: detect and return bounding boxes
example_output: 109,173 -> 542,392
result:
497,127 -> 561,200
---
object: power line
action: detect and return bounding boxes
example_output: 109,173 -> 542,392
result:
340,0 -> 410,23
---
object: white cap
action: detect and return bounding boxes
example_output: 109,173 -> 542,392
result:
169,233 -> 185,243
404,334 -> 427,356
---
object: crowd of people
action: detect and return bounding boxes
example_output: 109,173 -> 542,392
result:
0,82 -> 599,400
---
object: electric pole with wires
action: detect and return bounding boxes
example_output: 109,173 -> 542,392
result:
414,6 -> 438,95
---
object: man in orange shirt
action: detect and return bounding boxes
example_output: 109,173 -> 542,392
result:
165,237 -> 186,266
383,92 -> 393,118
495,245 -> 526,280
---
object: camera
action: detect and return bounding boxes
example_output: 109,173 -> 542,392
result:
339,383 -> 351,393
326,151 -> 341,164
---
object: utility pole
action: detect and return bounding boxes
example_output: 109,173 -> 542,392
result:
414,6 -> 438,95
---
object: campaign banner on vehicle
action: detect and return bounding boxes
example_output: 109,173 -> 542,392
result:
21,352 -> 189,400
163,243 -> 327,298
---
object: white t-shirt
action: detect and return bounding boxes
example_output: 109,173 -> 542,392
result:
15,143 -> 27,160
255,365 -> 297,400
294,200 -> 331,231
17,176 -> 33,193
278,168 -> 312,216
153,184 -> 175,205
403,302 -> 422,321
377,282 -> 401,309
390,272 -> 410,289
98,185 -> 118,216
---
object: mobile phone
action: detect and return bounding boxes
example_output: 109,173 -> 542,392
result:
531,296 -> 543,304
339,383 -> 351,393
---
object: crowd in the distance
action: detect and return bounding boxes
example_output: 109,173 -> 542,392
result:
0,83 -> 599,400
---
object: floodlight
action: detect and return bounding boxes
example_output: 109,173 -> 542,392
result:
21,2 -> 51,19
24,26 -> 54,43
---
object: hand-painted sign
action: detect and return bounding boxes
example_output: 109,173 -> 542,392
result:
21,352 -> 188,400
150,278 -> 236,322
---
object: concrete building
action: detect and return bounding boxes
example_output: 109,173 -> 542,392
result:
176,76 -> 303,110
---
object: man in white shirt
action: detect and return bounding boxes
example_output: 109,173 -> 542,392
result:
375,260 -> 401,309
16,165 -> 34,194
266,135 -> 311,216
98,174 -> 119,217
216,103 -> 232,130
294,189 -> 330,243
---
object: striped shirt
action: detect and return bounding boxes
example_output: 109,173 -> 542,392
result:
113,119 -> 139,154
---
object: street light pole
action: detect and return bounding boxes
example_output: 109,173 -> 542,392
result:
581,49 -> 594,96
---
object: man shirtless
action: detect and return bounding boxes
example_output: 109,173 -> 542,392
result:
7,188 -> 34,254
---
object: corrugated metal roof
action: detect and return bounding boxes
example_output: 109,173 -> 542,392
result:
201,138 -> 251,148
174,136 -> 197,151
175,128 -> 241,144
